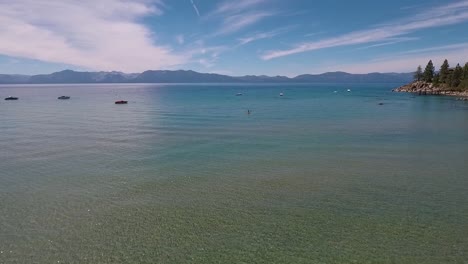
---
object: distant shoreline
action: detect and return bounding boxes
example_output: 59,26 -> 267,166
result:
0,69 -> 412,84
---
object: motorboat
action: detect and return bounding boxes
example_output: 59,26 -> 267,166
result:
58,96 -> 70,100
279,92 -> 284,96
347,89 -> 351,92
115,100 -> 128,104
4,96 -> 18,100
236,93 -> 243,96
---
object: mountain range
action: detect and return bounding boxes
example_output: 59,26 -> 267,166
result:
0,70 -> 412,84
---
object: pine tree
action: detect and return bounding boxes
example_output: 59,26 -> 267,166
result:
423,60 -> 434,82
451,63 -> 463,87
433,73 -> 440,86
463,62 -> 468,80
413,65 -> 422,81
460,62 -> 468,90
439,59 -> 450,84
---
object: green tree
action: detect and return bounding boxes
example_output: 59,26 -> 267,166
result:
451,63 -> 463,87
439,59 -> 450,84
423,60 -> 434,82
433,73 -> 440,86
413,65 -> 423,81
463,62 -> 468,80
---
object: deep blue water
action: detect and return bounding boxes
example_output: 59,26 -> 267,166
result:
0,83 -> 467,263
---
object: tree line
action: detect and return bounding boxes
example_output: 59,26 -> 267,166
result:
414,59 -> 468,90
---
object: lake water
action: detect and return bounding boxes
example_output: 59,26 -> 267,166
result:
1,83 -> 467,263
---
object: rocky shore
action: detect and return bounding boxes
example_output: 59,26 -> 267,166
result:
393,81 -> 468,98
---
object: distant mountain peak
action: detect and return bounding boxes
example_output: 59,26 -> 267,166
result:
0,69 -> 413,84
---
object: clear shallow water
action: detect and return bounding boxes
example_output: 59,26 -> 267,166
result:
0,83 -> 467,263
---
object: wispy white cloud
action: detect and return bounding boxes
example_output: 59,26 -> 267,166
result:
207,0 -> 273,36
190,0 -> 200,17
407,1 -> 468,22
262,1 -> 468,60
198,58 -> 215,68
334,43 -> 468,73
181,40 -> 229,68
238,26 -> 294,45
191,0 -> 275,69
238,31 -> 280,46
356,37 -> 419,50
184,42 -> 228,58
210,0 -> 266,16
397,42 -> 468,55
400,4 -> 424,10
176,34 -> 185,45
304,31 -> 326,38
192,24 -> 291,68
218,12 -> 274,36
0,0 -> 186,72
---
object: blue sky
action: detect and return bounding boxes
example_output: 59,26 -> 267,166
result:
0,0 -> 467,76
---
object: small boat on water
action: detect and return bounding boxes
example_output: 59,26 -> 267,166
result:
58,96 -> 70,100
115,100 -> 128,104
236,93 -> 243,96
279,92 -> 284,96
347,89 -> 351,92
5,96 -> 18,100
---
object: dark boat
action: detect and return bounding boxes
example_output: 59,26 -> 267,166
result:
58,96 -> 70,100
5,96 -> 18,100
115,100 -> 128,104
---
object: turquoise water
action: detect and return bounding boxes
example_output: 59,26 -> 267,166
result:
1,83 -> 467,263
